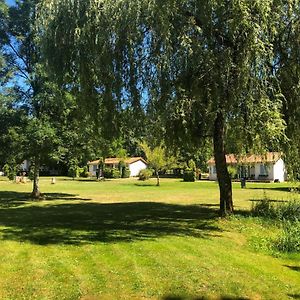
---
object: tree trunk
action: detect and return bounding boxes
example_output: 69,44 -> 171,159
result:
156,171 -> 160,186
213,111 -> 234,216
31,156 -> 41,199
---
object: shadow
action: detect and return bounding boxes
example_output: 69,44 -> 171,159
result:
43,193 -> 91,201
0,191 -> 91,208
247,186 -> 299,193
284,265 -> 300,272
0,191 -> 32,208
163,295 -> 250,300
249,199 -> 288,203
134,183 -> 157,187
288,294 -> 300,299
0,192 -> 221,245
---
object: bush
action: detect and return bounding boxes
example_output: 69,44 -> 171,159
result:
252,199 -> 300,221
183,168 -> 196,182
139,169 -> 152,181
251,199 -> 276,218
122,167 -> 130,178
275,219 -> 300,252
3,163 -> 17,181
68,166 -> 79,178
252,198 -> 300,253
111,169 -> 121,179
103,168 -> 120,179
79,166 -> 89,178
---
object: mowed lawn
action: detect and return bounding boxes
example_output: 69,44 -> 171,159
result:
0,177 -> 299,300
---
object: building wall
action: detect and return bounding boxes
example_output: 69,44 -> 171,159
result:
89,160 -> 147,177
129,160 -> 147,177
20,160 -> 30,171
208,165 -> 217,181
209,160 -> 286,182
273,159 -> 285,182
89,165 -> 97,176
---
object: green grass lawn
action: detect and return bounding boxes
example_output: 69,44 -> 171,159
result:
0,177 -> 299,300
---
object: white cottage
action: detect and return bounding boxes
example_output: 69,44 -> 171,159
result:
208,152 -> 287,182
88,157 -> 148,177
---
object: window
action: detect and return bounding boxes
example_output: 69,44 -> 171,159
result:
93,165 -> 97,172
211,166 -> 217,174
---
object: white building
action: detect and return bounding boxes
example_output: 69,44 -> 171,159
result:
208,152 -> 287,182
20,160 -> 30,172
88,157 -> 148,177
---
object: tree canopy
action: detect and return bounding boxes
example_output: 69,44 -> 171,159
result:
37,0 -> 299,215
1,0 -> 299,213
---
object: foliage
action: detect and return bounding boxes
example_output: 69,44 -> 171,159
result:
140,142 -> 176,186
103,168 -> 121,179
183,169 -> 196,182
188,159 -> 196,172
274,220 -> 300,253
252,199 -> 300,222
68,160 -> 79,179
122,167 -> 130,178
138,169 -> 152,181
79,166 -> 89,178
252,198 -> 300,252
37,0 -> 295,214
3,162 -> 17,180
228,166 -> 238,179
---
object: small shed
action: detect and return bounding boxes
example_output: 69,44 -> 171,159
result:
88,157 -> 148,177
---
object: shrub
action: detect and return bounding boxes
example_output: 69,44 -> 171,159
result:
251,199 -> 276,218
252,198 -> 300,253
275,219 -> 300,252
103,168 -> 113,178
122,167 -> 130,178
79,166 -> 89,178
3,163 -> 17,181
183,168 -> 196,182
139,169 -> 152,181
103,168 -> 120,179
252,199 -> 300,221
68,166 -> 79,178
111,169 -> 121,179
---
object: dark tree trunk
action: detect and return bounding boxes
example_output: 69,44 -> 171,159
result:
213,111 -> 234,216
156,171 -> 160,186
31,156 -> 41,199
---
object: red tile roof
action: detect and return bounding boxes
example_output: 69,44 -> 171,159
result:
88,157 -> 147,166
207,152 -> 282,165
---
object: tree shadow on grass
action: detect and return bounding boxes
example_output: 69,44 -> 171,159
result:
284,265 -> 300,272
288,294 -> 300,299
0,192 -> 221,245
246,186 -> 299,193
0,191 -> 90,208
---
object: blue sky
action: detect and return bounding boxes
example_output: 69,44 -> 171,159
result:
5,0 -> 15,6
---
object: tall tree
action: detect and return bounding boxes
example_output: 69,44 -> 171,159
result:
38,0 -> 287,215
273,1 -> 300,180
1,0 -> 82,197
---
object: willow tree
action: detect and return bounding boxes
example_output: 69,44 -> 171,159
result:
38,0 -> 286,215
273,1 -> 300,180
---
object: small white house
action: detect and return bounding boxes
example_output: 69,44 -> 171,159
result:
87,157 -> 148,177
208,152 -> 287,182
